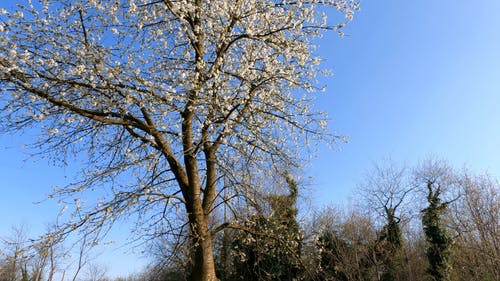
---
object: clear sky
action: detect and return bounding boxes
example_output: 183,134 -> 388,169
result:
310,0 -> 500,205
1,0 -> 500,278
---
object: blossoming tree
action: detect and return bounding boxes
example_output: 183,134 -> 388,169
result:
0,0 -> 357,280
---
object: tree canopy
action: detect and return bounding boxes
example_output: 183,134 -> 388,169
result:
0,1 -> 358,280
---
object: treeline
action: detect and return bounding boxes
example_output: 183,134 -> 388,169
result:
1,159 -> 498,281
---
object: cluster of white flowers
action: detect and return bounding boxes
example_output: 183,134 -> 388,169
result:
0,0 -> 357,248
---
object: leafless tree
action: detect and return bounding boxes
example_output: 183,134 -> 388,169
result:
449,170 -> 500,280
357,159 -> 415,280
358,160 -> 414,225
0,224 -> 65,281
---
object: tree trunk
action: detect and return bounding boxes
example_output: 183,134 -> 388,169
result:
188,211 -> 218,281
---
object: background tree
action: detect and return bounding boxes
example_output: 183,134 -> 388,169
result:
398,228 -> 428,281
0,225 -> 66,281
309,206 -> 380,281
0,226 -> 30,281
227,174 -> 302,281
0,1 -> 358,280
413,159 -> 456,281
357,160 -> 414,281
448,170 -> 500,281
84,263 -> 110,281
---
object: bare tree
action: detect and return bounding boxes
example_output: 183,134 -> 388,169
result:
357,159 -> 414,281
0,225 -> 29,281
84,263 -> 109,281
358,160 -> 413,224
0,225 -> 64,281
0,0 -> 358,279
449,170 -> 500,280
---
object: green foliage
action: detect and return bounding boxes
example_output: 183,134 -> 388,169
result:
312,209 -> 381,281
229,217 -> 302,281
378,209 -> 403,281
225,176 -> 302,281
379,215 -> 403,249
421,182 -> 452,281
317,230 -> 350,281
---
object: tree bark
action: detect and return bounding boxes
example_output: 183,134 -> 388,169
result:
188,211 -> 218,281
181,101 -> 218,280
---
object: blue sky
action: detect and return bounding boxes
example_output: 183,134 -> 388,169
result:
1,0 -> 500,278
310,0 -> 500,204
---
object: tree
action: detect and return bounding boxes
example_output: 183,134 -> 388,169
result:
0,225 -> 65,281
84,263 -> 110,281
413,159 -> 456,281
449,170 -> 500,281
357,160 -> 413,281
0,1 -> 358,280
398,229 -> 428,281
228,174 -> 302,281
310,207 -> 380,281
0,225 -> 30,281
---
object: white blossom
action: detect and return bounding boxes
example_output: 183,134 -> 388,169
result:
0,0 -> 357,277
